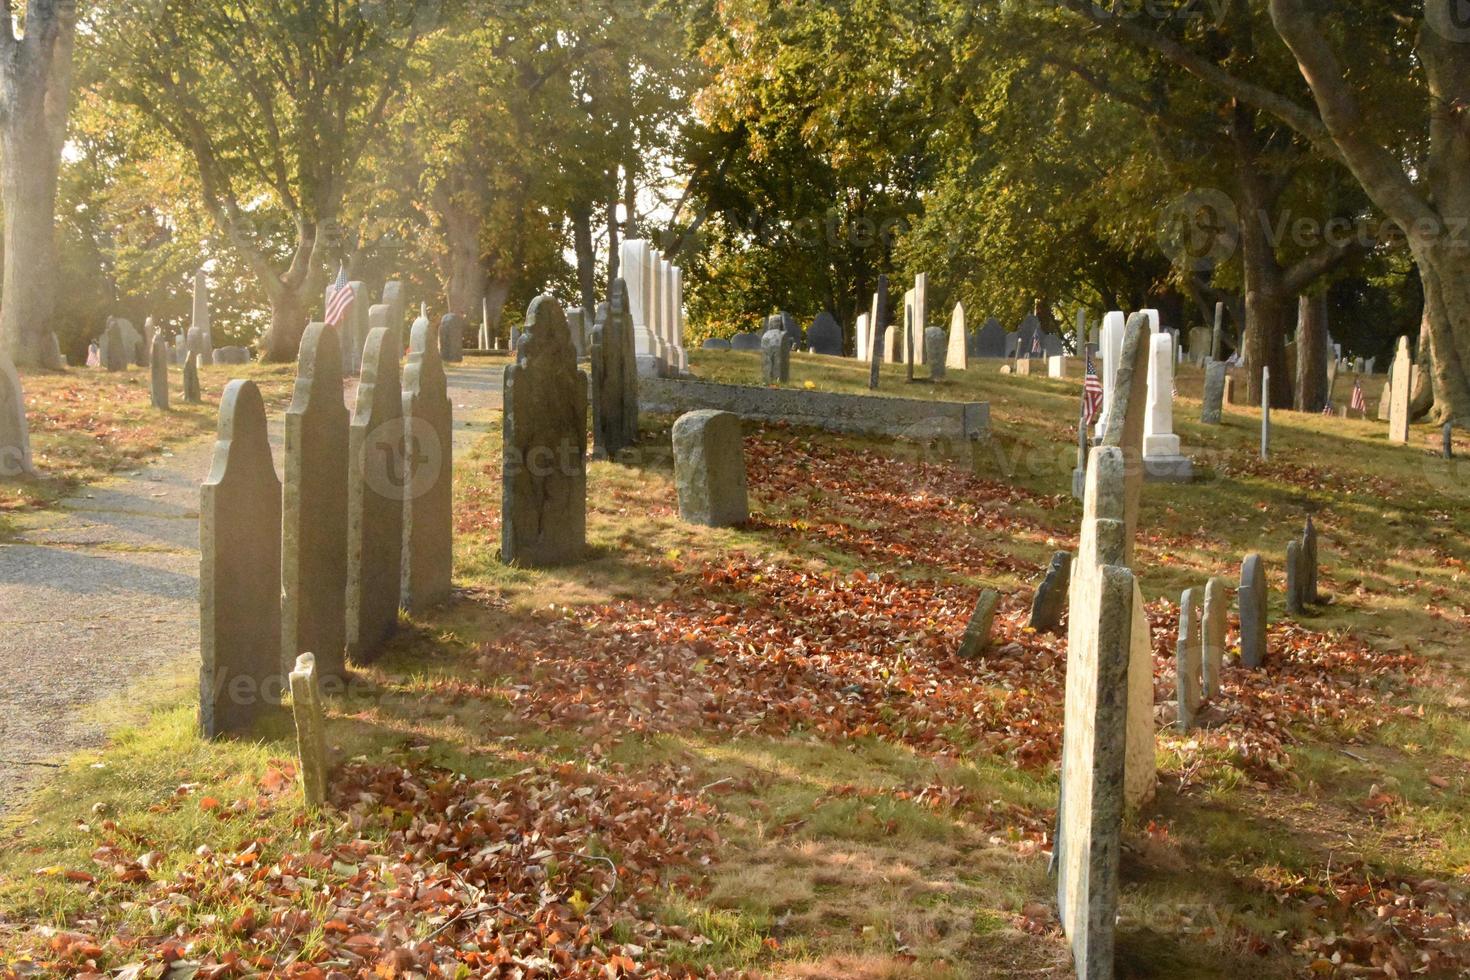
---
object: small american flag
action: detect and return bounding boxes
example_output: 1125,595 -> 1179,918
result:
324,264 -> 353,327
1030,330 -> 1043,358
1081,351 -> 1103,426
86,343 -> 100,368
1350,377 -> 1366,415
1322,401 -> 1334,417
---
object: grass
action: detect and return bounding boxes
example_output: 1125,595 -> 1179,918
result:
4,348 -> 1470,976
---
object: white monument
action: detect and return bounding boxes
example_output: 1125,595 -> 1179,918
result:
1143,331 -> 1193,482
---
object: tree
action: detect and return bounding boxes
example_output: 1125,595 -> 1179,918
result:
0,0 -> 77,368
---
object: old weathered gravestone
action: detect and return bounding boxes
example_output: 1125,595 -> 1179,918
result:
282,323 -> 349,683
1187,326 -> 1212,364
0,353 -> 34,478
149,333 -> 170,410
41,333 -> 63,370
1143,331 -> 1192,482
1388,336 -> 1411,444
101,318 -> 129,371
591,279 -> 639,460
672,410 -> 748,527
288,653 -> 328,810
924,326 -> 947,381
1030,552 -> 1072,633
1176,588 -> 1202,730
1202,577 -> 1227,699
957,589 -> 999,658
868,276 -> 889,390
183,351 -> 203,404
199,380 -> 282,739
502,296 -> 588,567
1285,540 -> 1306,616
1201,360 -> 1227,425
191,269 -> 212,363
401,314 -> 454,613
1016,315 -> 1040,356
213,346 -> 250,365
1260,366 -> 1272,460
730,331 -> 761,351
947,302 -> 968,371
382,280 -> 407,341
440,313 -> 466,363
761,318 -> 792,384
807,311 -> 843,356
975,317 -> 1006,358
1239,554 -> 1267,668
346,327 -> 405,663
703,337 -> 732,350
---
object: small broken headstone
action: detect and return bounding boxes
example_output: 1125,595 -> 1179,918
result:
761,318 -> 792,384
925,326 -> 946,381
149,333 -> 170,411
288,653 -> 329,810
957,589 -> 999,658
1029,551 -> 1072,633
1176,588 -> 1202,730
183,351 -> 203,404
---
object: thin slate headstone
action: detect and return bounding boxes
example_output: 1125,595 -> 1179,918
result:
1286,540 -> 1305,616
976,317 -> 1006,358
502,296 -> 588,567
382,280 -> 408,343
102,319 -> 129,371
287,653 -> 329,810
282,323 -> 349,684
41,333 -> 63,370
0,353 -> 35,477
925,326 -> 947,381
1202,577 -> 1227,699
672,410 -> 748,527
346,327 -> 405,664
868,276 -> 889,390
401,314 -> 454,613
199,380 -> 282,739
958,589 -> 999,658
702,337 -> 731,350
1176,588 -> 1202,730
1239,554 -> 1267,669
1029,552 -> 1072,633
183,351 -> 203,404
730,331 -> 761,351
761,317 -> 792,384
1201,360 -> 1227,425
1388,336 -> 1411,444
807,311 -> 843,356
191,269 -> 212,358
590,279 -> 639,461
149,333 -> 170,410
440,313 -> 466,363
214,346 -> 250,365
1211,302 -> 1226,361
1041,332 -> 1064,357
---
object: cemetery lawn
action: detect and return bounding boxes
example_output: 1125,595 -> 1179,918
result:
0,364 -> 297,541
5,352 -> 1470,977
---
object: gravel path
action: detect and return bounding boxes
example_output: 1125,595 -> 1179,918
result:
0,364 -> 504,814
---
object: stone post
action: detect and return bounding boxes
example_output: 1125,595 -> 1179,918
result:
288,653 -> 329,810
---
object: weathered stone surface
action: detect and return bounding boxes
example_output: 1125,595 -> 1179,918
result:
761,320 -> 792,384
213,346 -> 250,365
1388,336 -> 1411,444
1176,588 -> 1202,730
440,313 -> 466,363
282,323 -> 349,683
1202,577 -> 1227,699
702,337 -> 732,350
869,276 -> 890,387
925,326 -> 947,381
1260,366 -> 1272,460
1302,516 -> 1319,603
183,352 -> 203,404
288,653 -> 328,809
1100,312 -> 1151,568
672,410 -> 748,527
1286,540 -> 1305,616
101,318 -> 130,371
1201,360 -> 1227,424
1188,326 -> 1212,363
975,317 -> 1006,358
1041,332 -> 1064,357
956,589 -> 999,658
502,296 -> 588,567
1144,331 -> 1192,482
401,314 -> 454,613
1239,553 -> 1267,669
191,269 -> 211,355
346,327 -> 405,663
199,380 -> 282,739
0,352 -> 34,478
1029,551 -> 1072,633
1047,355 -> 1075,379
41,333 -> 63,370
1095,311 -> 1126,437
149,333 -> 170,410
807,311 -> 843,356
947,302 -> 968,370
591,279 -> 639,460
730,331 -> 761,351
1378,378 -> 1392,420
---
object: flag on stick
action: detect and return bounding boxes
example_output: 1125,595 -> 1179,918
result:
1081,351 -> 1103,426
324,264 -> 353,327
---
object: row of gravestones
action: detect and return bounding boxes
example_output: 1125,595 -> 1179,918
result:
200,313 -> 453,739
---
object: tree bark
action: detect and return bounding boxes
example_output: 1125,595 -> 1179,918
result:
571,201 -> 597,313
442,200 -> 484,321
1294,293 -> 1329,412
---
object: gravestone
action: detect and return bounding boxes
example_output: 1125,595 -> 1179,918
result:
1378,378 -> 1392,420
1201,360 -> 1227,424
102,319 -> 129,371
1048,355 -> 1074,379
947,302 -> 968,371
1095,311 -> 1126,438
440,313 -> 466,363
925,326 -> 947,381
346,327 -> 405,664
869,276 -> 889,389
1041,332 -> 1064,357
778,311 -> 801,348
975,317 -> 1006,358
382,280 -> 407,343
288,653 -> 328,809
1223,375 -> 1236,406
761,318 -> 792,384
1202,577 -> 1227,699
702,337 -> 732,350
149,333 -> 170,411
1016,315 -> 1040,356
41,333 -> 63,370
807,311 -> 843,356
1211,302 -> 1227,361
1302,516 -> 1319,603
1286,540 -> 1305,616
199,380 -> 282,739
1187,326 -> 1212,364
0,353 -> 34,477
214,346 -> 250,365
1260,367 -> 1272,460
590,279 -> 639,461
1176,588 -> 1202,730
1239,554 -> 1267,668
502,296 -> 588,567
1143,331 -> 1192,481
1388,336 -> 1411,444
401,314 -> 454,613
957,589 -> 999,658
730,331 -> 761,351
673,410 -> 748,527
282,323 -> 349,684
191,269 -> 212,365
183,352 -> 203,404
1029,551 -> 1072,633
142,317 -> 157,364
855,312 -> 871,363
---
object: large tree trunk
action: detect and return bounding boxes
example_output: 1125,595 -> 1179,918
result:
442,200 -> 484,321
484,278 -> 512,349
262,287 -> 309,362
1412,242 -> 1470,422
1294,293 -> 1329,412
570,202 -> 597,313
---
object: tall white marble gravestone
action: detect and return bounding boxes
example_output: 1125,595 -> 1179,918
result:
1388,336 -> 1412,445
0,352 -> 34,478
947,301 -> 968,371
855,312 -> 871,364
1143,331 -> 1192,481
912,273 -> 928,365
619,239 -> 664,378
1260,366 -> 1272,460
191,270 -> 214,366
671,265 -> 689,374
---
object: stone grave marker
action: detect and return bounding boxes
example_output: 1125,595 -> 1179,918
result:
0,353 -> 34,477
1143,331 -> 1192,482
703,337 -> 731,350
382,280 -> 407,342
1041,332 -> 1064,357
288,653 -> 328,809
346,327 -> 405,664
1260,367 -> 1272,460
199,380 -> 282,739
730,331 -> 761,351
1286,540 -> 1305,616
958,589 -> 999,658
41,333 -> 63,370
947,302 -> 968,370
440,313 -> 466,363
1029,551 -> 1072,633
1202,577 -> 1227,699
282,323 -> 350,683
1016,314 -> 1039,356
214,346 -> 250,365
779,310 -> 801,349
1377,378 -> 1392,420
191,269 -> 212,364
975,317 -> 1005,358
183,351 -> 203,404
590,279 -> 639,461
869,276 -> 889,389
502,296 -> 588,567
807,311 -> 843,356
401,314 -> 454,613
855,312 -> 871,363
925,326 -> 946,381
1239,554 -> 1267,668
1188,326 -> 1211,364
102,318 -> 129,371
149,333 -> 170,410
1201,360 -> 1227,424
761,317 -> 791,384
1388,336 -> 1411,444
1176,588 -> 1202,730
672,410 -> 748,527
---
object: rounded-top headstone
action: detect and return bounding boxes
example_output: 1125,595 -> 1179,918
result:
807,312 -> 843,356
702,337 -> 732,350
730,331 -> 761,351
672,410 -> 748,528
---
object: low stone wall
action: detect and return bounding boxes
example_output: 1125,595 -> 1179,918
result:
640,377 -> 990,442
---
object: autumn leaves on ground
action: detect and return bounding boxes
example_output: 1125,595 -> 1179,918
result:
4,353 -> 1470,978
